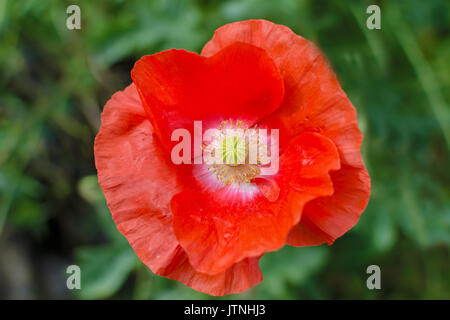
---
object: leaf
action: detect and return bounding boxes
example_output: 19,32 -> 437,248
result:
75,244 -> 138,299
257,246 -> 328,298
77,175 -> 104,205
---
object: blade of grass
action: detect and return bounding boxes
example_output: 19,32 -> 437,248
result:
387,4 -> 450,148
349,3 -> 387,70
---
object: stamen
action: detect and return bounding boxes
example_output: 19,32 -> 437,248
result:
205,119 -> 269,186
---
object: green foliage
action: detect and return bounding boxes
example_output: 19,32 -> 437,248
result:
75,243 -> 138,299
0,0 -> 449,299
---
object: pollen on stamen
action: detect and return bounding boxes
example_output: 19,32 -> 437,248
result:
203,119 -> 269,186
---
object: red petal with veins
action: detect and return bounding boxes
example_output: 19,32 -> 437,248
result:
202,19 -> 370,246
94,84 -> 262,295
170,132 -> 340,275
131,42 -> 284,153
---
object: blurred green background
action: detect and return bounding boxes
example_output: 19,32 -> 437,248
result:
0,0 -> 449,299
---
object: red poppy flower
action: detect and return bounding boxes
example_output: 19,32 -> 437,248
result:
94,19 -> 370,296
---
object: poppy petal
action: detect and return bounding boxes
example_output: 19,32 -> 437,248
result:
94,84 -> 181,271
278,132 -> 340,181
131,42 -> 284,152
170,132 -> 340,275
161,247 -> 263,296
202,19 -> 370,245
202,19 -> 362,167
288,165 -> 371,246
252,177 -> 280,202
94,84 -> 262,295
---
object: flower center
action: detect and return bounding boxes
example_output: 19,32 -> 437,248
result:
205,120 -> 268,186
219,136 -> 246,165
